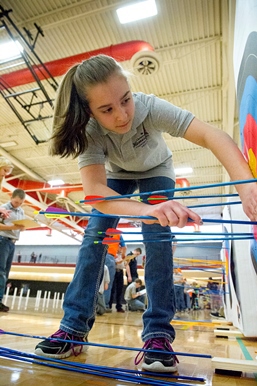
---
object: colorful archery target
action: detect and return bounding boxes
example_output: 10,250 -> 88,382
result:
236,22 -> 257,275
220,0 -> 257,336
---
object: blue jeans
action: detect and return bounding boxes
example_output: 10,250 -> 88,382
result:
0,236 -> 15,301
184,292 -> 191,309
60,177 -> 176,342
127,295 -> 146,311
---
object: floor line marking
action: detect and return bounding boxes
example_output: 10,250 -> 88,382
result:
237,337 -> 257,380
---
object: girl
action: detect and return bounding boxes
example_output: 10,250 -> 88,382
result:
35,55 -> 257,372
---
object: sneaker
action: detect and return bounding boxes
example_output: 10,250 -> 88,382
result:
135,338 -> 179,372
210,312 -> 225,319
117,308 -> 125,313
0,302 -> 9,312
35,329 -> 88,359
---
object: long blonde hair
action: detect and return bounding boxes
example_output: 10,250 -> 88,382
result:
0,157 -> 14,186
50,54 -> 128,158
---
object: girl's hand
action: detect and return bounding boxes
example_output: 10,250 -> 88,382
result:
238,182 -> 257,221
140,200 -> 202,227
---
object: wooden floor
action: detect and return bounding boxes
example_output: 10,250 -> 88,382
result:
0,300 -> 257,386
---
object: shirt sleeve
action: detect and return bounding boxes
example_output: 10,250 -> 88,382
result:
119,235 -> 126,247
142,93 -> 195,137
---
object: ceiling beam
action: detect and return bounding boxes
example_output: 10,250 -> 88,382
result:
0,146 -> 45,181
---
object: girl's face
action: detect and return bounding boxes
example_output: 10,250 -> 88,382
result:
87,74 -> 135,134
0,166 -> 12,177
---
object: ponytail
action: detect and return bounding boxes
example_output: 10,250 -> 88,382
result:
50,65 -> 90,158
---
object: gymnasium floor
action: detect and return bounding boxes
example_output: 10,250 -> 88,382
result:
0,297 -> 257,386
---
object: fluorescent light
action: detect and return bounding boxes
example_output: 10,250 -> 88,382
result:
116,0 -> 157,24
0,40 -> 23,63
48,179 -> 65,186
0,141 -> 17,148
175,167 -> 193,175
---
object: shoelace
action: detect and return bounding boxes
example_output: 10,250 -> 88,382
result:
50,329 -> 84,356
134,338 -> 179,365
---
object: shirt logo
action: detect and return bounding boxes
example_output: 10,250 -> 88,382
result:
133,125 -> 149,148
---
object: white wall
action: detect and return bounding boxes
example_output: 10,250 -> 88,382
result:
17,229 -> 81,246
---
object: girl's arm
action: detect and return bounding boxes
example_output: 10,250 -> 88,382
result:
80,164 -> 202,227
184,117 -> 257,221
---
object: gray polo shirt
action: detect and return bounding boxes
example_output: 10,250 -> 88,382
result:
78,92 -> 194,181
125,282 -> 137,301
0,201 -> 25,240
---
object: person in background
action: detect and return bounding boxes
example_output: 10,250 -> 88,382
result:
208,278 -> 224,319
104,234 -> 126,312
35,54 -> 257,373
103,252 -> 116,312
96,264 -> 110,315
30,251 -> 37,263
125,278 -> 146,311
107,234 -> 127,260
182,277 -> 191,311
126,247 -> 142,285
207,277 -> 221,313
173,268 -> 185,315
0,157 -> 13,187
109,244 -> 129,313
191,282 -> 200,310
0,157 -> 14,220
0,189 -> 26,312
17,251 -> 22,263
142,255 -> 146,268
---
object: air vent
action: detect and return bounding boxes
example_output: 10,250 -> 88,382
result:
131,51 -> 160,75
